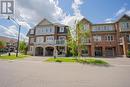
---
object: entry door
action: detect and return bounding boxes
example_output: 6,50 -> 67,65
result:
95,47 -> 102,56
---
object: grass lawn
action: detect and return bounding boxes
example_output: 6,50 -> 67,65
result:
46,58 -> 109,65
0,54 -> 29,60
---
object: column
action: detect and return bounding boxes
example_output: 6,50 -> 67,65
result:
102,46 -> 105,57
65,46 -> 67,56
33,46 -> 35,56
91,45 -> 95,57
53,46 -> 57,57
43,47 -> 45,56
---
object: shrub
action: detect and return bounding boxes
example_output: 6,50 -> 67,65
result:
127,50 -> 130,57
55,59 -> 62,63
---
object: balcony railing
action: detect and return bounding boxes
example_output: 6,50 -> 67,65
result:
120,28 -> 130,32
33,40 -> 66,45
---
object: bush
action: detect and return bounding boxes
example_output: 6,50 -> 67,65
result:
127,50 -> 130,57
55,59 -> 62,63
46,58 -> 108,66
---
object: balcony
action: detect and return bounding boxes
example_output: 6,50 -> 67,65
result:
120,28 -> 130,32
33,40 -> 66,46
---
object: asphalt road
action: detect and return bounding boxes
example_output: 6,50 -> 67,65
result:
0,57 -> 130,87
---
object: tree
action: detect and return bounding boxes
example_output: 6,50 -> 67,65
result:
0,41 -> 6,56
19,40 -> 27,54
76,22 -> 90,58
67,20 -> 90,58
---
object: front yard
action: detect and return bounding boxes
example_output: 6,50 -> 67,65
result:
0,54 -> 29,60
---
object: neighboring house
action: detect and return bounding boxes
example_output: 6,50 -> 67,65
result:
27,19 -> 68,56
0,36 -> 17,52
77,14 -> 130,57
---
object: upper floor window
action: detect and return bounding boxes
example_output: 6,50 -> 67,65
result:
59,36 -> 66,40
83,24 -> 89,31
30,38 -> 34,43
92,25 -> 114,31
46,36 -> 54,42
36,37 -> 44,43
59,27 -> 64,32
104,35 -> 114,41
121,22 -> 129,29
30,29 -> 34,34
93,36 -> 101,42
36,26 -> 54,35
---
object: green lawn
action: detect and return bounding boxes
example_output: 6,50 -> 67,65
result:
46,58 -> 109,65
0,54 -> 29,60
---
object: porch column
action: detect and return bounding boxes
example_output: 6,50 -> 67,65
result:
43,47 -> 45,56
91,45 -> 95,56
53,46 -> 57,57
102,46 -> 105,57
65,46 -> 67,56
33,46 -> 35,56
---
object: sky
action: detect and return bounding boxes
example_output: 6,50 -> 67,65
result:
0,0 -> 130,41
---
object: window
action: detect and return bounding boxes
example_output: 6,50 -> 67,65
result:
59,36 -> 66,40
30,46 -> 33,51
46,36 -> 54,42
59,27 -> 64,32
105,35 -> 114,41
83,24 -> 89,31
93,36 -> 101,41
92,25 -> 114,31
82,48 -> 88,54
30,38 -> 34,43
122,22 -> 129,29
36,37 -> 44,43
30,29 -> 34,34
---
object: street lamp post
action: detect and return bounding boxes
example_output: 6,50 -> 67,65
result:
8,16 -> 21,57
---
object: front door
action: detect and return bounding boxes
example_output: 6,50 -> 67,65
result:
95,47 -> 102,56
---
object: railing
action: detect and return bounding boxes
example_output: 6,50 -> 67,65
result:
33,40 -> 66,45
120,28 -> 130,32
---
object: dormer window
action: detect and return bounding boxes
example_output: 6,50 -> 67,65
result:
59,27 -> 64,32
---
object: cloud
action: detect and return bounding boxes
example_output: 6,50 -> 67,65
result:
72,0 -> 83,16
104,3 -> 130,23
0,0 -> 85,40
15,0 -> 67,24
62,0 -> 84,27
115,7 -> 126,17
0,25 -> 28,41
105,18 -> 113,23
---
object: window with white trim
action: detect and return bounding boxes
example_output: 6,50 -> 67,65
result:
59,36 -> 66,40
121,22 -> 129,29
105,35 -> 114,41
30,38 -> 34,43
93,36 -> 101,41
59,27 -> 64,32
36,37 -> 44,43
46,36 -> 54,42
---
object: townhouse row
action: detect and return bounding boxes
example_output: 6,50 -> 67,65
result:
27,14 -> 130,57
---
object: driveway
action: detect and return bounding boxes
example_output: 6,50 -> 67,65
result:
0,57 -> 130,87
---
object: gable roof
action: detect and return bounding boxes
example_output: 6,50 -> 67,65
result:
37,18 -> 53,26
80,18 -> 92,24
114,14 -> 130,23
